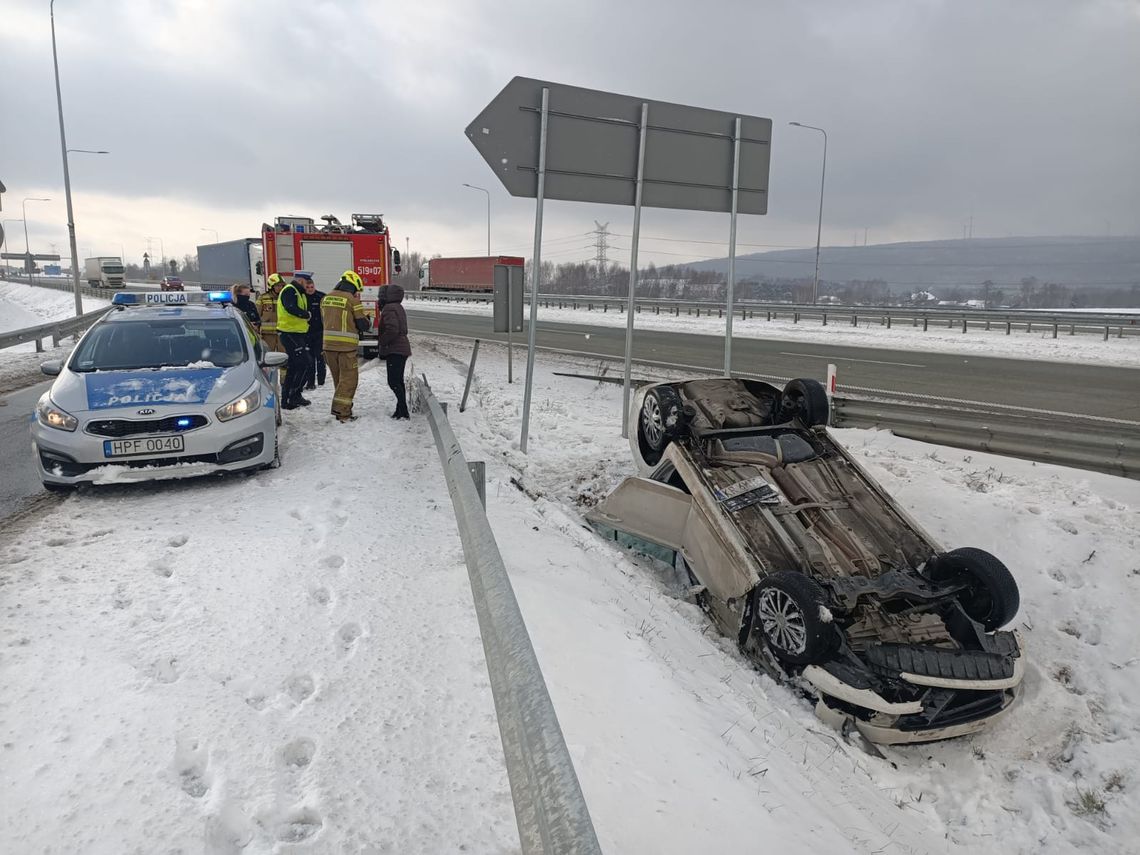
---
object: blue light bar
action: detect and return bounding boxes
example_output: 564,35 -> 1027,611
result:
175,417 -> 192,428
110,291 -> 233,307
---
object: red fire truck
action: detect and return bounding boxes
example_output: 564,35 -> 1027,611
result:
262,214 -> 401,353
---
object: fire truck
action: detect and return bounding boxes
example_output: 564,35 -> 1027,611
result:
262,214 -> 401,353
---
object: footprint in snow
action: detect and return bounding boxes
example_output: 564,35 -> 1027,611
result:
321,555 -> 345,570
284,674 -> 316,704
150,560 -> 174,578
168,534 -> 189,548
310,587 -> 332,606
173,737 -> 211,799
147,657 -> 180,684
336,622 -> 362,653
45,537 -> 73,547
279,737 -> 316,769
276,808 -> 322,843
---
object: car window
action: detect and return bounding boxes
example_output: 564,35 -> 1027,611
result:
592,523 -> 677,565
70,318 -> 248,372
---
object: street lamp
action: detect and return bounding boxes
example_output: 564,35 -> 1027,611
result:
51,0 -> 86,316
65,149 -> 109,284
147,236 -> 166,273
789,121 -> 828,305
462,183 -> 491,255
200,227 -> 219,243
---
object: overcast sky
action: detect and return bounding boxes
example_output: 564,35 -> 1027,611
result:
2,0 -> 1138,270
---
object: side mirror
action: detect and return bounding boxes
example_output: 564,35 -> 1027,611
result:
392,249 -> 402,275
40,360 -> 63,376
260,351 -> 289,368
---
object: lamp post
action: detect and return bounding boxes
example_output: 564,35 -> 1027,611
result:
462,183 -> 491,255
51,0 -> 87,316
789,121 -> 827,305
65,149 -> 109,288
200,227 -> 218,243
147,236 -> 166,274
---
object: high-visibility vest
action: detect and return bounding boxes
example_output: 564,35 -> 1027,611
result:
321,292 -> 367,351
256,290 -> 278,332
276,283 -> 309,334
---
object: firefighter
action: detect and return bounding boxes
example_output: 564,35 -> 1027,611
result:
321,270 -> 370,422
277,271 -> 314,409
256,273 -> 285,352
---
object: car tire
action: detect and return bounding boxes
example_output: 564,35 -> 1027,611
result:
752,571 -> 836,666
780,378 -> 829,427
637,385 -> 684,466
926,547 -> 1019,631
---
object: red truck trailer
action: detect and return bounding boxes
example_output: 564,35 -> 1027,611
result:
419,255 -> 524,293
262,214 -> 401,353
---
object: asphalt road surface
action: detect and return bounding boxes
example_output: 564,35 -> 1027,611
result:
0,380 -> 50,521
407,309 -> 1140,421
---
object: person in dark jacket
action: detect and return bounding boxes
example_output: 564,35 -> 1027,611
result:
378,283 -> 411,419
277,271 -> 314,409
301,278 -> 326,389
232,283 -> 261,330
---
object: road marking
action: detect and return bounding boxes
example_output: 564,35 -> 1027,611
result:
779,351 -> 926,368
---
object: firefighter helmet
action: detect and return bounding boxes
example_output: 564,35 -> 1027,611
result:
267,273 -> 284,288
342,270 -> 363,291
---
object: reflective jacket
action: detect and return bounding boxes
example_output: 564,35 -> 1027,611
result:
321,281 -> 370,351
256,289 -> 279,332
276,282 -> 309,334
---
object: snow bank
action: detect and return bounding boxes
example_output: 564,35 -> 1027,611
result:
2,336 -> 1136,853
0,366 -> 518,853
407,299 -> 1140,368
415,337 -> 1140,855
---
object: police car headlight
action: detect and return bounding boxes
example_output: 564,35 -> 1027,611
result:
36,394 -> 78,432
216,385 -> 261,422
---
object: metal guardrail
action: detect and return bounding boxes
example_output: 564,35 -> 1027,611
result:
831,397 -> 1140,479
407,290 -> 1140,339
418,376 -> 603,855
0,306 -> 108,352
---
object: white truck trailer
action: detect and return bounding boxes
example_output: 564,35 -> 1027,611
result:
84,256 -> 126,289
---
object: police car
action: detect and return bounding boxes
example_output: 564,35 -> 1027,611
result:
31,291 -> 287,490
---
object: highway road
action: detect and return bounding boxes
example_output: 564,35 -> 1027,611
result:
0,381 -> 50,520
406,308 -> 1140,420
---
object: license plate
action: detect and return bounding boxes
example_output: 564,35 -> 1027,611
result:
103,435 -> 186,458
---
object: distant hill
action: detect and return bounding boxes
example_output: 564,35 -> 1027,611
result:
685,236 -> 1140,292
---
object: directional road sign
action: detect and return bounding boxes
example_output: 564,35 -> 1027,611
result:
466,76 -> 772,215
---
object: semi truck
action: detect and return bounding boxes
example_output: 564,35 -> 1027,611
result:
84,256 -> 126,289
262,214 -> 401,354
197,238 -> 264,291
419,256 -> 524,293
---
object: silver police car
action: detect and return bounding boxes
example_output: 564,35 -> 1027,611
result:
31,291 -> 287,490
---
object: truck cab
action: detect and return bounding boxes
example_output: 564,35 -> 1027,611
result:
84,257 -> 126,289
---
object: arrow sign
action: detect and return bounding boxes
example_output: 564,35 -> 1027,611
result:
466,76 -> 772,215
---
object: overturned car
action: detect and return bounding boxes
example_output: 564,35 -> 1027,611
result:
587,377 -> 1024,745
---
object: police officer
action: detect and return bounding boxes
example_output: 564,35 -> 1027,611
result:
277,271 -> 314,409
321,271 -> 370,422
256,273 -> 285,352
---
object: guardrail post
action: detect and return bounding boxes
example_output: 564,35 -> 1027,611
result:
886,315 -> 892,329
1006,321 -> 1012,335
468,461 -> 487,508
52,328 -> 61,347
1119,326 -> 1124,339
822,312 -> 827,326
1052,323 -> 1058,339
923,317 -> 928,332
794,311 -> 799,323
1027,321 -> 1033,333
985,319 -> 991,331
718,307 -> 723,318
853,314 -> 858,327
35,337 -> 44,353
961,318 -> 967,334
1104,325 -> 1110,341
1070,324 -> 1075,336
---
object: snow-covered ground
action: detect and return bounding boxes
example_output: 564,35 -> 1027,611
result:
0,281 -> 111,392
407,298 -> 1140,368
1,339 -> 1137,853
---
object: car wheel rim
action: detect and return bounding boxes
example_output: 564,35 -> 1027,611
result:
758,588 -> 807,654
641,396 -> 664,447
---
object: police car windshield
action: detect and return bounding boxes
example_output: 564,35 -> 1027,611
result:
70,318 -> 247,372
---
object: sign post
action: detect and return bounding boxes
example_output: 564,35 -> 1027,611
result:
466,77 -> 771,452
